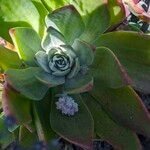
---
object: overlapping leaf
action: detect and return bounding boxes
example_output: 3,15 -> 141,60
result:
95,31 -> 150,93
82,93 -> 142,150
90,47 -> 131,88
5,67 -> 49,100
45,5 -> 85,45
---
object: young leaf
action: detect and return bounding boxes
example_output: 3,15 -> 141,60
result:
50,94 -> 94,150
9,27 -> 43,67
82,93 -> 142,150
45,5 -> 85,45
42,27 -> 66,51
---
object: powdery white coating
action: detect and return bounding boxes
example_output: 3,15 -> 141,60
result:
56,95 -> 78,116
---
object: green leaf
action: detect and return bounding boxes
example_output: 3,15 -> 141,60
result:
72,39 -> 95,66
91,85 -> 150,137
2,83 -> 32,125
35,51 -> 50,73
42,27 -> 66,51
80,4 -> 110,44
0,113 -> 14,149
10,27 -> 43,66
63,73 -> 93,94
50,94 -> 94,149
5,67 -> 49,100
31,0 -> 48,35
45,5 -> 85,45
69,0 -> 105,16
107,0 -> 125,26
70,0 -> 125,42
95,31 -> 150,93
19,126 -> 38,148
33,91 -> 57,142
0,0 -> 44,41
82,93 -> 142,150
0,45 -> 22,71
36,72 -> 65,87
42,0 -> 69,10
91,47 -> 131,89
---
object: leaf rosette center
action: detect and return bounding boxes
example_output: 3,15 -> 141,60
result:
35,45 -> 80,78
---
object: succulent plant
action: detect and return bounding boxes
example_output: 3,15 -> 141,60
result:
0,0 -> 150,150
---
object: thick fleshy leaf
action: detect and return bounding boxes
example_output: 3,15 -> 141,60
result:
45,5 -> 85,44
10,27 -> 43,66
0,0 -> 44,42
36,72 -> 65,88
72,39 -> 95,66
2,83 -> 32,125
82,93 -> 142,150
91,85 -> 150,137
95,31 -> 150,93
67,58 -> 80,79
5,67 -> 49,100
42,27 -> 66,52
35,51 -> 50,73
50,94 -> 94,149
91,47 -> 131,89
0,45 -> 22,71
0,113 -> 14,149
64,73 -> 93,94
33,92 -> 57,142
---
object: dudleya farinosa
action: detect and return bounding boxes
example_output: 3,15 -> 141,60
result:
34,19 -> 95,116
35,27 -> 95,95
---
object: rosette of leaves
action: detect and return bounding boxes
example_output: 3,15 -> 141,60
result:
0,0 -> 150,150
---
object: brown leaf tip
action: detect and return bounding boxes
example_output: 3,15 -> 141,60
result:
9,28 -> 16,36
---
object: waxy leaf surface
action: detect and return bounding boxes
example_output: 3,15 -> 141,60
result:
5,67 -> 49,100
46,5 -> 85,45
